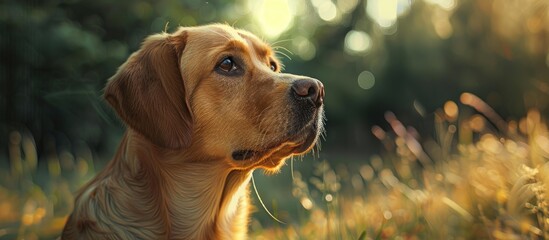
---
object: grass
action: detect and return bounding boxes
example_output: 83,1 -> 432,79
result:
0,131 -> 97,239
1,93 -> 549,239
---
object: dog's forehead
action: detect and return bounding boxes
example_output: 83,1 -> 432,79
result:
236,30 -> 272,57
186,25 -> 274,58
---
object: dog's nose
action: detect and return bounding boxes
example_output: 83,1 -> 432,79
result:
291,78 -> 324,107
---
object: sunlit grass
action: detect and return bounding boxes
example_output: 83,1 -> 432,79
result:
251,94 -> 549,239
1,93 -> 549,239
0,132 -> 96,239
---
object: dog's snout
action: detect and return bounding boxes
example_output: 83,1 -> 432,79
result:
291,78 -> 324,107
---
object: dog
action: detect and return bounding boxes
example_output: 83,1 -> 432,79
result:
61,24 -> 325,240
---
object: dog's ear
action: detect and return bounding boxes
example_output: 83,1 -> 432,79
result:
104,31 -> 193,149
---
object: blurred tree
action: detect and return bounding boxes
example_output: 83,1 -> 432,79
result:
1,0 -> 548,161
0,0 -> 228,160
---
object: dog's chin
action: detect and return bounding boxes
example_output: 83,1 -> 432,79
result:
289,122 -> 319,154
231,119 -> 321,171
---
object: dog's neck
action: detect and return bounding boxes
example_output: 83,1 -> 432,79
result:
161,162 -> 253,239
101,131 -> 253,239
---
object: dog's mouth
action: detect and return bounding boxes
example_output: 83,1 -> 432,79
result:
232,150 -> 257,161
231,115 -> 321,163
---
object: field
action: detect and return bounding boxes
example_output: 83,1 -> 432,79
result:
1,95 -> 549,239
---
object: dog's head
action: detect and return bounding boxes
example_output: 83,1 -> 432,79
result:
105,24 -> 324,171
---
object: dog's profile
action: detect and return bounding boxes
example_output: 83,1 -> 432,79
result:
61,24 -> 324,240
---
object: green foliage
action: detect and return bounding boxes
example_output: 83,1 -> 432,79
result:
1,0 -> 548,158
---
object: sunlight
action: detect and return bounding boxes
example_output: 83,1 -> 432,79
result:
250,0 -> 294,38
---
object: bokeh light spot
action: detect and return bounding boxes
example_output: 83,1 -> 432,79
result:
293,36 -> 317,60
444,101 -> 458,119
359,165 -> 374,181
469,115 -> 485,132
367,0 -> 398,28
357,71 -> 376,90
325,194 -> 333,202
300,197 -> 313,210
318,1 -> 337,22
383,210 -> 393,220
344,30 -> 372,54
252,0 -> 293,38
371,125 -> 386,140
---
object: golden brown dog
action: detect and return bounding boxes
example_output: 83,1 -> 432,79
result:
61,24 -> 324,240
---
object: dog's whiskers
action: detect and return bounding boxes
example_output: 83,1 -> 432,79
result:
251,173 -> 286,224
290,156 -> 295,182
272,46 -> 294,56
270,38 -> 293,47
275,50 -> 292,61
254,104 -> 278,148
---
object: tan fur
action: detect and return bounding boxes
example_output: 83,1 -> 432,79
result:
61,24 -> 324,240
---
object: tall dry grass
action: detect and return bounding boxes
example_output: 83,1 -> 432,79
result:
0,131 -> 96,239
251,93 -> 549,240
1,93 -> 548,239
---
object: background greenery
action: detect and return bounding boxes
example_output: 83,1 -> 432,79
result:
1,0 -> 548,239
2,0 -> 548,158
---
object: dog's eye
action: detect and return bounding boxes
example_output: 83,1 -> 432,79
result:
218,57 -> 238,73
269,61 -> 277,72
